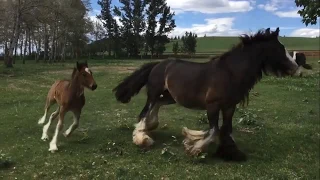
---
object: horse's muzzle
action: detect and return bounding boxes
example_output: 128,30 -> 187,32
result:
91,84 -> 97,91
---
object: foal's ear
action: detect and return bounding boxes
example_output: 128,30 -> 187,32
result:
84,60 -> 88,67
76,61 -> 81,71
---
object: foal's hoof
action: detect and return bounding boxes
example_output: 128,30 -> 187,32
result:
41,135 -> 49,141
63,132 -> 69,138
214,144 -> 247,162
49,144 -> 58,153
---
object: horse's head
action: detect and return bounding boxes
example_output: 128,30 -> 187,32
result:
261,27 -> 299,76
75,61 -> 98,91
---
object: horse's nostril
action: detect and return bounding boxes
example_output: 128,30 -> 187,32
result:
92,84 -> 97,90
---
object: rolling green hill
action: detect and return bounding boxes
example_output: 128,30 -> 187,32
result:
165,36 -> 320,53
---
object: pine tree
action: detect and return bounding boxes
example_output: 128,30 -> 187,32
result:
97,0 -> 114,57
172,41 -> 179,55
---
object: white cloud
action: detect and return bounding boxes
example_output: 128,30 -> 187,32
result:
290,28 -> 320,38
258,4 -> 277,12
274,10 -> 299,18
258,0 -> 300,18
167,0 -> 254,14
169,17 -> 244,37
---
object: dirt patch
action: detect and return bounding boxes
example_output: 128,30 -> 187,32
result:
44,65 -> 137,75
7,83 -> 30,92
46,70 -> 71,76
90,66 -> 136,73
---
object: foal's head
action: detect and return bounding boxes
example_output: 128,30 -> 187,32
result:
73,61 -> 98,91
242,27 -> 299,76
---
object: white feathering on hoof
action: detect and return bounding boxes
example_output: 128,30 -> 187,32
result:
38,113 -> 47,124
132,119 -> 154,147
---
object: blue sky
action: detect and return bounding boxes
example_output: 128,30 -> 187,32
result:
89,0 -> 320,37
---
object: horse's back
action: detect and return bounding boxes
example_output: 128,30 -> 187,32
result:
47,80 -> 71,99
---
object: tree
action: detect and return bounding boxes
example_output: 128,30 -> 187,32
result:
295,0 -> 320,26
172,41 -> 179,55
145,0 -> 175,58
181,31 -> 197,55
98,0 -> 114,56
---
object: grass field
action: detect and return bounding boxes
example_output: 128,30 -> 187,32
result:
0,58 -> 319,179
165,36 -> 320,53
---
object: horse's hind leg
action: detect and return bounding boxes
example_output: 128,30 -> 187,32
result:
133,91 -> 175,147
41,107 -> 60,141
63,110 -> 81,137
215,105 -> 247,161
183,103 -> 220,156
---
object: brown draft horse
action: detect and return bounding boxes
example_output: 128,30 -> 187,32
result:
38,61 -> 97,153
113,27 -> 298,161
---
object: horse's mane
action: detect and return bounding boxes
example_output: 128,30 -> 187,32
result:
213,28 -> 277,62
209,28 -> 277,107
71,67 -> 77,79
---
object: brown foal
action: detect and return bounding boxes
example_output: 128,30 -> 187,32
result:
38,61 -> 97,152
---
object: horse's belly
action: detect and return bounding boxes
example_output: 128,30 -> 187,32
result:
170,92 -> 206,110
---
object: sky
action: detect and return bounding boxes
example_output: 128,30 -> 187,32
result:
89,0 -> 320,38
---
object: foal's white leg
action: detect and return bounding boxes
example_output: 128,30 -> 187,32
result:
38,109 -> 48,125
41,107 -> 60,141
133,104 -> 160,147
63,111 -> 80,137
49,111 -> 65,152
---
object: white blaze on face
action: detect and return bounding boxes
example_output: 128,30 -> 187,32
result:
292,51 -> 297,60
280,40 -> 298,66
85,68 -> 91,75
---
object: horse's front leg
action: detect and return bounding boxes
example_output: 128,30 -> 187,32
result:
215,105 -> 247,161
63,110 -> 81,137
182,103 -> 220,156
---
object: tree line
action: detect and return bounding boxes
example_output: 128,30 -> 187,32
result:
94,0 -> 176,59
0,0 -> 92,68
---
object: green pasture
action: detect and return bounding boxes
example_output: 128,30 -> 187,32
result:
0,58 -> 319,179
165,36 -> 320,52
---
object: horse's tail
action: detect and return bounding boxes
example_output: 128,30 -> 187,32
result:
113,61 -> 160,103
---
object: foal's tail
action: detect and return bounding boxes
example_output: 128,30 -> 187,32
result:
113,61 -> 160,103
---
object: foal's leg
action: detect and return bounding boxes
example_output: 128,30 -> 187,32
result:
63,110 -> 81,137
49,107 -> 66,152
183,103 -> 220,156
38,97 -> 56,124
215,105 -> 247,161
41,107 -> 60,141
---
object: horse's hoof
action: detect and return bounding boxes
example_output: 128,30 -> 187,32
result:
133,131 -> 154,147
183,138 -> 204,157
214,144 -> 247,162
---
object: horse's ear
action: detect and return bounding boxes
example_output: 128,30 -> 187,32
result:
76,61 -> 81,71
266,28 -> 270,35
275,27 -> 280,36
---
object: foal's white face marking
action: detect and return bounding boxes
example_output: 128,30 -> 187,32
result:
85,68 -> 91,75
